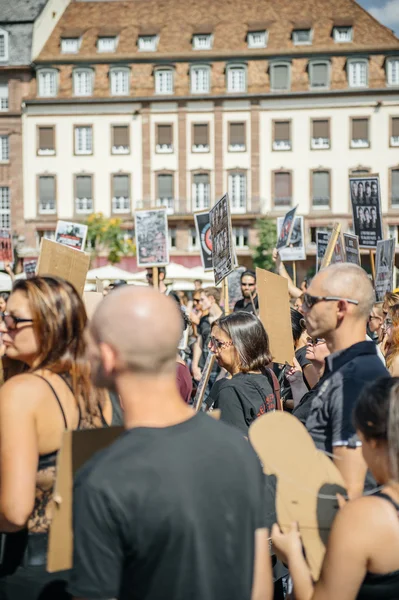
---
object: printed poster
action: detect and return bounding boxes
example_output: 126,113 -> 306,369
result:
343,234 -> 360,266
331,234 -> 345,264
276,206 -> 298,250
316,231 -> 330,272
375,238 -> 395,302
277,216 -> 306,261
55,221 -> 88,252
194,211 -> 213,272
349,176 -> 383,249
23,260 -> 37,279
0,229 -> 13,268
209,194 -> 235,286
134,208 -> 169,268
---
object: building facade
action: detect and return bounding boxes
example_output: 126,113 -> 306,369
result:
22,0 -> 399,271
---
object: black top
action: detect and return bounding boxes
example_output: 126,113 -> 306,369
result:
208,372 -> 275,435
295,346 -> 312,388
292,379 -> 323,426
70,413 -> 266,600
198,314 -> 220,373
233,294 -> 259,314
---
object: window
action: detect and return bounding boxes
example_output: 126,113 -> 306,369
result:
97,37 -> 117,53
311,119 -> 330,149
389,225 -> 399,244
387,59 -> 399,86
157,173 -> 174,213
155,69 -> 173,94
273,171 -> 292,208
189,227 -> 199,250
190,65 -> 210,94
73,68 -> 93,96
38,69 -> 58,97
38,176 -> 56,214
273,121 -> 291,151
312,170 -> 330,208
75,126 -> 93,155
75,175 -> 93,214
110,68 -> 129,95
61,38 -> 80,54
227,65 -> 246,93
169,227 -> 177,248
138,35 -> 158,52
0,136 -> 9,162
156,124 -> 173,153
293,29 -> 312,45
111,125 -> 129,154
38,127 -> 55,155
229,122 -> 246,151
192,173 -> 210,210
348,59 -> 368,88
0,187 -> 10,227
233,227 -> 249,248
391,169 -> 399,208
350,167 -> 371,176
192,123 -> 209,152
247,30 -> 267,48
270,62 -> 290,92
0,83 -> 8,111
309,61 -> 330,89
37,230 -> 56,246
351,118 -> 369,148
391,117 -> 399,147
228,172 -> 246,213
112,174 -> 130,213
0,28 -> 9,61
192,34 -> 212,50
333,26 -> 352,42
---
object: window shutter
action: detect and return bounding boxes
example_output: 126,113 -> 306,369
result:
230,123 -> 245,145
77,176 -> 92,199
39,176 -> 55,203
194,124 -> 209,145
157,125 -> 172,145
113,174 -> 129,197
312,63 -> 328,86
275,172 -> 290,199
352,118 -> 368,140
313,172 -> 329,198
113,126 -> 129,147
273,64 -> 288,89
39,127 -> 55,150
392,118 -> 399,137
194,173 -> 209,186
313,120 -> 329,138
274,121 -> 290,141
392,170 -> 399,199
158,174 -> 173,198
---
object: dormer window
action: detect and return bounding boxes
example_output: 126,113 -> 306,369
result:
247,31 -> 267,48
387,58 -> 399,86
61,37 -> 80,54
192,34 -> 212,50
333,26 -> 353,43
293,29 -> 312,45
138,35 -> 158,52
0,28 -> 9,62
98,37 -> 117,53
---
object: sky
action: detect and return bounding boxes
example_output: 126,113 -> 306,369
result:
358,0 -> 399,36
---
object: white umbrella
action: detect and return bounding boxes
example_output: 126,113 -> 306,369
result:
86,265 -> 138,282
0,272 -> 13,292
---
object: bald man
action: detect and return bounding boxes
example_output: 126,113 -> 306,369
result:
302,264 -> 388,499
70,287 -> 272,600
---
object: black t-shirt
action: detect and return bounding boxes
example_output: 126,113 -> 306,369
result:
233,295 -> 259,314
208,372 -> 275,435
292,380 -> 322,426
70,413 -> 266,600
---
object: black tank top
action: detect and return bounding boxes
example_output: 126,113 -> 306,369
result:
357,491 -> 399,600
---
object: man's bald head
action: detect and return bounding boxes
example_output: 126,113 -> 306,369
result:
91,287 -> 182,376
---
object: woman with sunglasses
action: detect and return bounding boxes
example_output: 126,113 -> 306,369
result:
0,276 -> 114,600
206,312 -> 276,435
384,304 -> 399,376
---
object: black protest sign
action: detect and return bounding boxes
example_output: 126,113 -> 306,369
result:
316,231 -> 330,272
134,208 -> 169,268
277,216 -> 306,261
343,234 -> 360,266
276,206 -> 298,250
209,194 -> 235,286
194,211 -> 213,272
350,176 -> 383,249
375,238 -> 395,302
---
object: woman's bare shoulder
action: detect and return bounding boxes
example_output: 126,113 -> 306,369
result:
0,373 -> 49,408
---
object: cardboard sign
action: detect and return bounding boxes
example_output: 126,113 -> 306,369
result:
193,353 -> 216,412
83,291 -> 103,320
316,231 -> 330,272
320,223 -> 341,270
209,194 -> 235,286
0,229 -> 13,268
343,234 -> 360,266
256,267 -> 294,366
55,220 -> 88,252
194,211 -> 213,272
249,411 -> 346,581
277,216 -> 306,261
276,206 -> 298,250
134,208 -> 169,268
375,238 -> 396,302
331,233 -> 345,264
350,175 -> 383,249
23,259 -> 37,279
37,238 -> 90,297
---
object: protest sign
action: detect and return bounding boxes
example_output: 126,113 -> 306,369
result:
192,353 -> 216,412
209,194 -> 235,286
23,259 -> 37,279
194,211 -> 213,271
55,221 -> 88,252
256,267 -> 294,366
320,223 -> 341,270
375,238 -> 396,302
350,175 -> 383,248
343,234 -> 360,266
227,266 -> 246,310
134,208 -> 169,268
331,233 -> 345,264
0,229 -> 13,269
316,231 -> 330,272
277,216 -> 306,261
37,239 -> 90,296
276,206 -> 298,250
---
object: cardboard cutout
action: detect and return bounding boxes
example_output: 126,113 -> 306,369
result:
37,239 -> 90,297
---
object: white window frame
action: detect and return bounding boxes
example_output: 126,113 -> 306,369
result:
333,26 -> 353,43
311,121 -> 330,149
138,35 -> 158,52
0,83 -> 8,111
233,226 -> 249,249
309,60 -> 330,90
75,176 -> 93,215
110,67 -> 130,96
247,30 -> 267,49
75,126 -> 93,155
226,64 -> 247,93
0,136 -> 9,162
189,227 -> 199,251
391,118 -> 399,147
228,172 -> 247,213
155,68 -> 174,95
293,29 -> 313,45
192,34 -> 213,50
0,28 -> 9,62
37,68 -> 58,98
387,58 -> 399,87
0,186 -> 10,228
168,227 -> 177,248
190,64 -> 211,94
351,118 -> 370,149
111,125 -> 130,155
347,58 -> 368,88
270,61 -> 291,92
61,37 -> 80,54
97,36 -> 117,53
73,68 -> 94,97
112,175 -> 130,214
192,174 -> 210,210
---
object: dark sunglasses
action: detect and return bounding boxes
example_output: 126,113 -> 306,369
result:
306,337 -> 325,346
302,293 -> 359,310
209,336 -> 234,351
0,311 -> 34,330
193,298 -> 200,303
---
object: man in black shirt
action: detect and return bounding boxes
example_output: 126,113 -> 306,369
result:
234,270 -> 259,314
192,287 -> 223,383
70,287 -> 272,600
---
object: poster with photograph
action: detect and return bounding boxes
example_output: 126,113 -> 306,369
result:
316,231 -> 330,272
23,260 -> 37,279
320,223 -> 341,271
343,234 -> 360,266
375,238 -> 396,302
209,194 -> 235,286
276,206 -> 298,250
277,216 -> 306,261
349,176 -> 383,248
0,229 -> 13,269
331,234 -> 345,264
194,211 -> 213,272
134,208 -> 169,268
55,221 -> 88,252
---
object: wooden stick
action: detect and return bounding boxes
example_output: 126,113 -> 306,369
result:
370,250 -> 376,283
292,261 -> 297,287
153,266 -> 159,290
249,290 -> 257,315
223,278 -> 230,315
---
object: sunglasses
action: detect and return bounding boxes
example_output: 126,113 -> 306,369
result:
209,336 -> 234,351
302,293 -> 359,310
306,337 -> 326,346
0,311 -> 34,331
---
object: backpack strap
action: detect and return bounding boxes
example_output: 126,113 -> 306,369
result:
266,368 -> 283,411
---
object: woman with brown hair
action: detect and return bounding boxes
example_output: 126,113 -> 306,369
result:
384,304 -> 399,376
0,276 -> 114,600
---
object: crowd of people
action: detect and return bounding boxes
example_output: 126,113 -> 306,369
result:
0,251 -> 398,599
